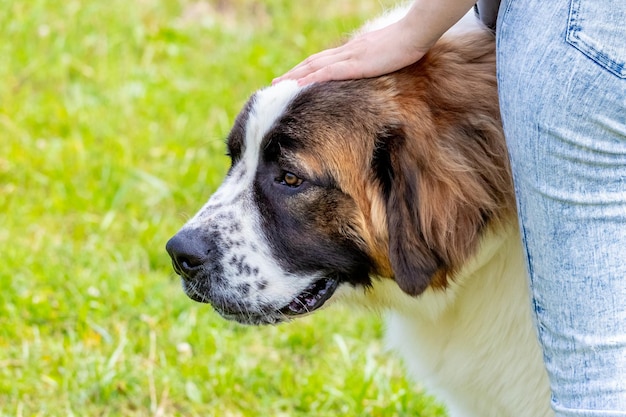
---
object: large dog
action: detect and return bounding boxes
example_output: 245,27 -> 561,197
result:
166,8 -> 553,417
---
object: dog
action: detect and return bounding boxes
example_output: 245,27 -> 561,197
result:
166,7 -> 553,417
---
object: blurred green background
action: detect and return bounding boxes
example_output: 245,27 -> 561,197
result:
0,1 -> 446,415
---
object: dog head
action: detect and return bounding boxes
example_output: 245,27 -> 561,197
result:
166,32 -> 514,325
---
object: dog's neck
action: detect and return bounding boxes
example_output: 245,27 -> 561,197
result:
336,220 -> 517,319
335,221 -> 553,417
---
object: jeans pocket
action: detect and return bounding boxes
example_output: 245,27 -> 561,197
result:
566,0 -> 626,79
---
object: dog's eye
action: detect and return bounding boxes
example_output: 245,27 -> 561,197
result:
276,171 -> 303,187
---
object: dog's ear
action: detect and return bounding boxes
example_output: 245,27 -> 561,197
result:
373,118 -> 512,297
367,36 -> 513,297
372,127 -> 445,296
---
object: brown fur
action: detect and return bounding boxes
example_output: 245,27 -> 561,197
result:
282,30 -> 514,295
382,33 -> 515,293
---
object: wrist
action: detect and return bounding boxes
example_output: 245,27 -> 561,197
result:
401,0 -> 478,48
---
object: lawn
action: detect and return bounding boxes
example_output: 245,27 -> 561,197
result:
0,1 -> 446,415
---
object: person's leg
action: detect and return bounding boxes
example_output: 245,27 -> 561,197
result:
496,0 -> 626,415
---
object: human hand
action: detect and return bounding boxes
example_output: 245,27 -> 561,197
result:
272,14 -> 433,86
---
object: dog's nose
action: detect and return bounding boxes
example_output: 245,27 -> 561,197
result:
166,230 -> 210,280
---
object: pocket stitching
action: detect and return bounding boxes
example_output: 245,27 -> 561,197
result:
566,0 -> 626,79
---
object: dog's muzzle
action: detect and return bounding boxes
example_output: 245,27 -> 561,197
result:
166,228 -> 341,325
165,229 -> 214,282
166,229 -> 229,306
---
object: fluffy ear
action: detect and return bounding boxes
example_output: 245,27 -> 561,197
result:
373,117 -> 513,297
372,127 -> 445,296
368,33 -> 513,297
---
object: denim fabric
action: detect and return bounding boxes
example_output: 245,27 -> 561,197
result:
496,0 -> 626,415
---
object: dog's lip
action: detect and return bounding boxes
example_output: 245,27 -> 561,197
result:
181,281 -> 211,304
181,276 -> 339,324
217,310 -> 284,326
182,281 -> 286,324
279,277 -> 339,316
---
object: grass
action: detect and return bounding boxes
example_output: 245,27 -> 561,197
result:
0,1 -> 447,415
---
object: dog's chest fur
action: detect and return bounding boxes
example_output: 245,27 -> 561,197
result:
339,229 -> 551,417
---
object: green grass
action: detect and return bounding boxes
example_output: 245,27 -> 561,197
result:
0,1 -> 447,415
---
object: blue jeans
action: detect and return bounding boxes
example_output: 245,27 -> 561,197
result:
497,0 -> 626,415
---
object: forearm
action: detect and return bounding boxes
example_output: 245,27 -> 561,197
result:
273,0 -> 479,85
399,0 -> 480,50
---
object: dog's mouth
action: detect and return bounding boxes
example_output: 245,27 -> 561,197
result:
279,277 -> 339,316
182,276 -> 339,324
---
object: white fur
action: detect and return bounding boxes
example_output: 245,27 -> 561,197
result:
337,227 -> 553,417
244,80 -> 302,161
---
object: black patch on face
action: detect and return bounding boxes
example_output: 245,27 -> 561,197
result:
261,80 -> 380,151
261,130 -> 302,160
236,283 -> 250,296
226,94 -> 256,166
285,81 -> 370,124
247,82 -> 384,290
252,159 -> 373,289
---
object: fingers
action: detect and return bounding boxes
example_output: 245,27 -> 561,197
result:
271,19 -> 430,86
294,61 -> 358,86
272,46 -> 350,85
